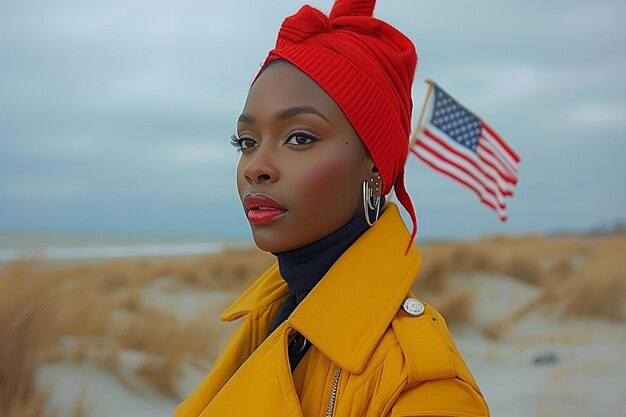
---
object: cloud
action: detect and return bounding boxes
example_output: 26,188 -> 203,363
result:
435,64 -> 542,108
560,101 -> 626,130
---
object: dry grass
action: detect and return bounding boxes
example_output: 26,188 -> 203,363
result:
412,252 -> 450,293
2,390 -> 50,417
559,255 -> 625,320
502,254 -> 543,286
0,247 -> 272,413
482,291 -> 556,340
414,234 -> 626,329
136,357 -> 181,399
153,248 -> 274,289
0,261 -> 55,416
429,290 -> 475,328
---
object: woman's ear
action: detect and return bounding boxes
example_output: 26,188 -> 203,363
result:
372,165 -> 383,195
370,165 -> 382,197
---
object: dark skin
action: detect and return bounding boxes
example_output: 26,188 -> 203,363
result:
234,60 -> 380,253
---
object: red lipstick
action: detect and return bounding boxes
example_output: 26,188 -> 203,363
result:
243,194 -> 288,225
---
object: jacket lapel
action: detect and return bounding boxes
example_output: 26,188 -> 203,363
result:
288,203 -> 422,374
198,320 -> 303,417
220,263 -> 290,322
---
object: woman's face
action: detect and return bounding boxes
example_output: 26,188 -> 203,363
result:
235,60 -> 377,253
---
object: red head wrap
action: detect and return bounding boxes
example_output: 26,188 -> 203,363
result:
254,0 -> 419,251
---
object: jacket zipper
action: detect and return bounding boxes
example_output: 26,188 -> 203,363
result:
325,367 -> 342,417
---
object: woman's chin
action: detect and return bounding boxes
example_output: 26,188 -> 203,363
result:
250,229 -> 305,254
251,231 -> 287,253
252,239 -> 278,253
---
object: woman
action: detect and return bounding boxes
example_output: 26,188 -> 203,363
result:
176,0 -> 489,416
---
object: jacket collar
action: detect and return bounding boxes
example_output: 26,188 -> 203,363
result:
220,203 -> 422,374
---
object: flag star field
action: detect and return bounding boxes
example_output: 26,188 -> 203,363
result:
431,87 -> 482,152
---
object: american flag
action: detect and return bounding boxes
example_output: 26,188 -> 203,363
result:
411,82 -> 521,220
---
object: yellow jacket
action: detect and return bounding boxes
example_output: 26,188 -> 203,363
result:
175,203 -> 489,417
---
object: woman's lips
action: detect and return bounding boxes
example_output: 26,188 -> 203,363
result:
243,194 -> 288,225
247,208 -> 288,224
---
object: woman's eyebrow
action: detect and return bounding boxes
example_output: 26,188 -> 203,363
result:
237,106 -> 333,126
276,106 -> 332,125
238,113 -> 254,124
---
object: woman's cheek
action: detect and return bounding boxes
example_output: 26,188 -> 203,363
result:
293,154 -> 360,211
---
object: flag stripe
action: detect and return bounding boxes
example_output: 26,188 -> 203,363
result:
478,139 -> 519,182
412,147 -> 507,220
421,127 -> 515,197
412,147 -> 502,214
480,130 -> 519,177
481,121 -> 521,163
414,138 -> 506,210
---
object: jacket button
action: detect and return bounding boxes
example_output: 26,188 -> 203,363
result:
402,298 -> 425,317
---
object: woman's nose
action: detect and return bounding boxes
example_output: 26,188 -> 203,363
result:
242,147 -> 279,184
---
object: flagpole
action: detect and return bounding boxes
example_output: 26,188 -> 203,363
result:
407,79 -> 434,161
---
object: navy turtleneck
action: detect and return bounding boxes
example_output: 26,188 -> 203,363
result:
267,199 -> 384,371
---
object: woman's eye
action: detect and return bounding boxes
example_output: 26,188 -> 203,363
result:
230,134 -> 257,152
285,132 -> 317,147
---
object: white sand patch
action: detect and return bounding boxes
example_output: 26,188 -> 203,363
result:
450,271 -> 626,417
35,280 -> 240,417
459,331 -> 626,417
443,273 -> 540,328
139,279 -> 240,353
38,348 -> 220,417
140,276 -> 239,322
39,360 -> 178,417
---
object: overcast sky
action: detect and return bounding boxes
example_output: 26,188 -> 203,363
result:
1,0 -> 624,241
